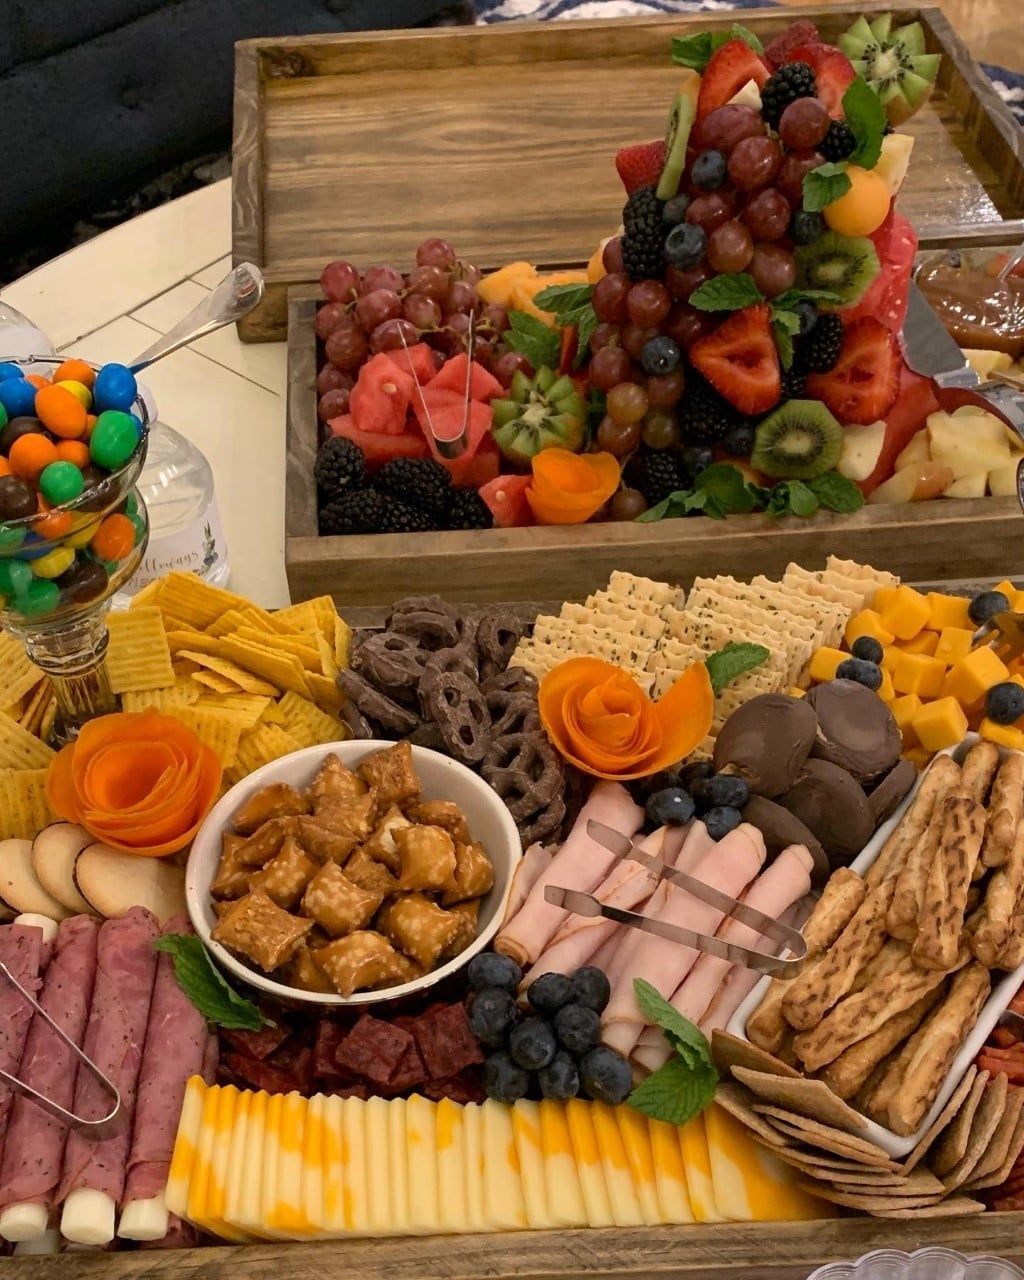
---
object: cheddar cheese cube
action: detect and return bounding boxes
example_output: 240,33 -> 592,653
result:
889,693 -> 922,745
808,647 -> 847,683
925,592 -> 971,631
902,746 -> 932,768
879,585 -> 930,641
872,586 -> 899,613
980,718 -> 1024,750
844,609 -> 895,650
994,580 -> 1024,610
941,647 -> 1010,706
788,686 -> 807,698
877,668 -> 895,703
901,630 -> 939,657
912,697 -> 968,753
934,627 -> 974,666
893,652 -> 947,698
881,646 -> 901,673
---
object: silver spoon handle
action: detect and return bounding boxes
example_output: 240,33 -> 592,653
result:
128,262 -> 264,373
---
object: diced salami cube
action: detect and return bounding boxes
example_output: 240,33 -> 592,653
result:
410,1002 -> 484,1079
221,1025 -> 290,1061
334,1015 -> 414,1087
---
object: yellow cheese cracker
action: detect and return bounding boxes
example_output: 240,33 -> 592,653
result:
0,711 -> 54,770
105,607 -> 175,693
0,769 -> 57,839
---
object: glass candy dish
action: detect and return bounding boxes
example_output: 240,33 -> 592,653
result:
0,358 -> 150,744
807,1248 -> 1024,1280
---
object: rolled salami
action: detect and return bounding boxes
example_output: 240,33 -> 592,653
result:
119,916 -> 210,1243
0,916 -> 100,1243
0,924 -> 47,1159
58,907 -> 159,1246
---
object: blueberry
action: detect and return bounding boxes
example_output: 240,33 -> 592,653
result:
722,422 -> 755,457
703,773 -> 750,809
485,1051 -> 530,1104
836,657 -> 883,692
663,194 -> 691,227
665,223 -> 706,270
791,210 -> 825,246
580,1045 -> 633,1105
680,759 -> 715,789
554,1003 -> 601,1056
539,1050 -> 580,1101
794,300 -> 818,335
468,988 -> 517,1048
571,966 -> 611,1014
691,150 -> 727,191
704,805 -> 743,840
681,444 -> 714,480
851,636 -> 884,665
986,681 -> 1024,726
467,951 -> 522,994
527,972 -> 575,1014
508,1016 -> 557,1071
641,336 -> 681,377
645,786 -> 696,828
969,590 -> 1010,625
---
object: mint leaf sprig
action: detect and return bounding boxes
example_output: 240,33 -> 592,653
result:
687,276 -> 843,368
636,463 -> 864,525
671,24 -> 764,72
706,642 -> 771,694
155,934 -> 273,1031
801,75 -> 887,211
532,283 -> 598,370
504,310 -> 560,373
628,979 -> 718,1126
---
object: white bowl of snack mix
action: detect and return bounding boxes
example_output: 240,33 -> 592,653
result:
187,739 -> 522,1007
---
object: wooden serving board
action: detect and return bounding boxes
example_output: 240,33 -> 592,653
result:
233,4 -> 1024,342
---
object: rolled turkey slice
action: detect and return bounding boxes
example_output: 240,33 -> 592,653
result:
494,782 -> 643,967
631,844 -> 814,1074
0,916 -> 100,1244
57,908 -> 159,1246
499,842 -> 554,931
118,916 -> 211,1242
601,824 -> 766,1058
699,900 -> 804,1037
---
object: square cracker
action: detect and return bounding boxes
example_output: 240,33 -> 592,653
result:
752,1106 -> 895,1165
930,1069 -> 990,1176
903,1065 -> 979,1173
732,1067 -> 869,1136
0,635 -> 47,709
941,1073 -> 1009,1191
713,1083 -> 792,1148
873,1196 -> 985,1218
0,769 -> 57,840
964,1086 -> 1024,1188
824,1167 -> 942,1193
711,1031 -> 802,1080
770,1146 -> 906,1181
105,607 -> 175,693
965,1100 -> 1024,1190
0,712 -> 54,770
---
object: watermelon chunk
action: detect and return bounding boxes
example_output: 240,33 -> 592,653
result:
858,364 -> 941,495
349,353 -> 415,435
427,353 -> 502,403
844,212 -> 917,334
446,436 -> 502,488
384,342 -> 437,386
412,386 -> 493,461
478,474 -> 533,528
329,415 -> 429,468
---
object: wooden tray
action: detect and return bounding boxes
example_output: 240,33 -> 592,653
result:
233,4 -> 1024,342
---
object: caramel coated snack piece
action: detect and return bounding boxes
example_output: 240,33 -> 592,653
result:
314,930 -> 406,996
213,889 -> 312,972
379,894 -> 461,969
442,841 -> 495,906
408,799 -> 471,846
302,861 -> 382,937
313,791 -> 378,843
232,781 -> 309,835
395,823 -> 457,892
356,739 -> 420,808
443,900 -> 480,959
307,753 -> 367,805
344,848 -> 399,898
248,835 -> 318,910
235,815 -> 300,868
211,832 -> 254,899
361,805 -> 411,872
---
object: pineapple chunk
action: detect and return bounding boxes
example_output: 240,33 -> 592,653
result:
875,134 -> 914,197
943,472 -> 988,499
989,459 -> 1022,497
837,421 -> 885,482
868,463 -> 954,504
895,430 -> 930,470
727,79 -> 763,111
927,410 -> 1012,478
964,349 -> 1014,381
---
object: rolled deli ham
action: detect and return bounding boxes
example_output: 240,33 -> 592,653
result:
500,843 -> 554,929
700,900 -> 805,1038
495,782 -> 643,967
0,917 -> 100,1242
602,823 -> 766,1057
58,907 -> 160,1245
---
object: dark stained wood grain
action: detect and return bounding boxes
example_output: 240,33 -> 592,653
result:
233,4 -> 1024,342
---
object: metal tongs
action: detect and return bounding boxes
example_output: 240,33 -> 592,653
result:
543,821 -> 809,978
972,606 -> 1024,664
0,961 -> 122,1140
397,310 -> 476,460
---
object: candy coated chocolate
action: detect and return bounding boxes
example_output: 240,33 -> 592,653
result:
0,364 -> 21,382
77,464 -> 114,513
17,578 -> 59,618
713,693 -> 818,798
0,558 -> 31,596
56,559 -> 108,604
92,363 -> 137,414
0,417 -> 48,455
39,460 -> 84,506
0,525 -> 25,551
90,411 -> 138,470
0,475 -> 37,521
805,679 -> 903,783
0,379 -> 37,419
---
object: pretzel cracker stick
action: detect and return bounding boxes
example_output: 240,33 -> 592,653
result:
972,818 -> 1024,967
959,740 -> 1000,805
782,880 -> 895,1032
865,755 -> 960,889
983,753 -> 1024,869
888,800 -> 946,943
820,984 -> 945,1101
850,937 -> 909,993
793,955 -> 960,1073
912,794 -> 986,972
887,962 -> 991,1137
999,912 -> 1024,971
745,868 -> 866,1053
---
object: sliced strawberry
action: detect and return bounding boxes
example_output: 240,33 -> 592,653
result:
614,140 -> 667,195
689,303 -> 781,415
787,43 -> 856,118
806,317 -> 900,425
328,416 -> 429,467
696,40 -> 771,121
859,364 -> 941,494
764,19 -> 822,69
478,473 -> 533,528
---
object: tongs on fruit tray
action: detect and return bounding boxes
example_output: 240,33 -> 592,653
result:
397,312 -> 476,460
0,960 -> 122,1139
543,821 -> 809,978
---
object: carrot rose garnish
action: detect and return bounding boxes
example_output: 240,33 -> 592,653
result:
46,709 -> 222,856
538,656 -> 714,780
526,449 -> 621,525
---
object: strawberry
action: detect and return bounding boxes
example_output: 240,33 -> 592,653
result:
787,43 -> 856,118
764,19 -> 822,69
689,304 -> 781,415
859,364 -> 940,494
806,317 -> 900,425
695,39 -> 771,121
615,140 -> 666,195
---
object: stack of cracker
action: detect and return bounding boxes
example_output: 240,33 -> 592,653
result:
0,634 -> 59,839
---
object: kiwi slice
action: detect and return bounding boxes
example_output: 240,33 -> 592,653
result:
795,232 -> 880,309
656,90 -> 696,201
751,400 -> 844,481
491,366 -> 587,466
839,14 -> 939,123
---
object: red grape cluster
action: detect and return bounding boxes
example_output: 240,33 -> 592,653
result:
314,239 -> 513,423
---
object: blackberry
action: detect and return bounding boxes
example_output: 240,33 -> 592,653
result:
679,377 -> 739,444
780,366 -> 806,400
376,456 -> 451,517
796,313 -> 844,374
760,62 -> 817,129
621,185 -> 666,281
634,448 -> 683,506
821,119 -> 857,163
382,497 -> 438,534
314,437 -> 366,501
319,487 -> 387,536
446,488 -> 493,531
